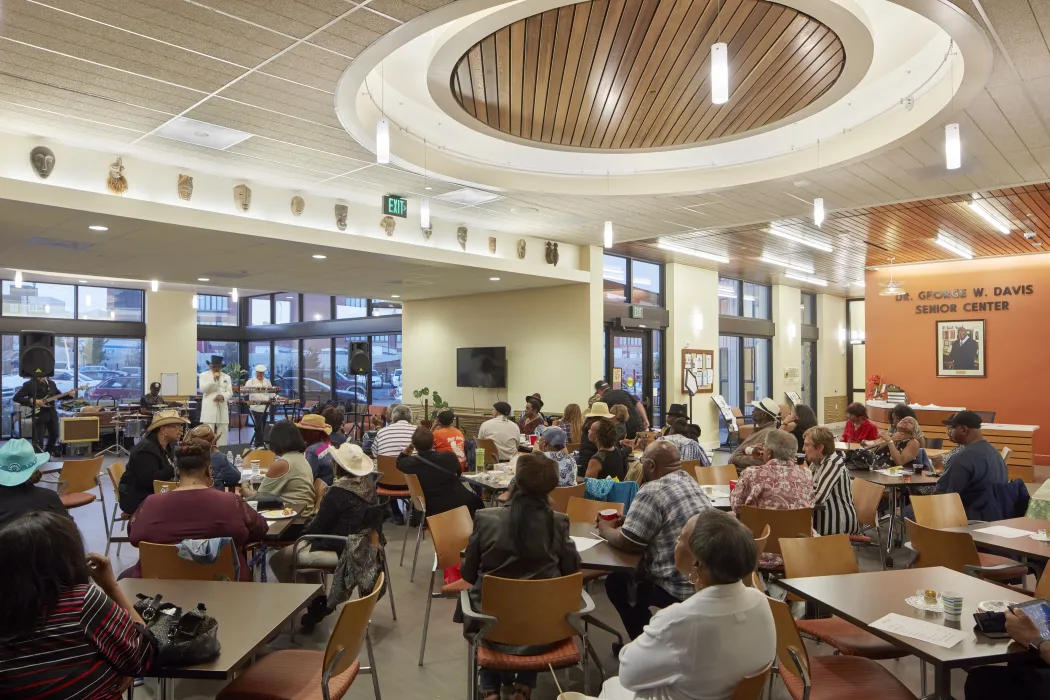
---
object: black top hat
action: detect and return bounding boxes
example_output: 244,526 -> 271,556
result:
208,355 -> 225,367
667,403 -> 688,418
525,393 -> 544,410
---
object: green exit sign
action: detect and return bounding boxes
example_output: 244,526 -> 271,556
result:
383,195 -> 407,218
630,306 -> 644,319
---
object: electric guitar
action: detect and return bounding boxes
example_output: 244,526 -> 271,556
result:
34,384 -> 91,407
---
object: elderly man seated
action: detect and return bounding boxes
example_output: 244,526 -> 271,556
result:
598,440 -> 712,643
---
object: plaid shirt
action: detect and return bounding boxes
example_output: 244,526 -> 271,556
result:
621,469 -> 712,600
658,434 -> 711,466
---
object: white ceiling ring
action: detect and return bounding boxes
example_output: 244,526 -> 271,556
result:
335,0 -> 993,196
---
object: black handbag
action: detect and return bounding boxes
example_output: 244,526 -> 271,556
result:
843,447 -> 878,471
134,594 -> 221,666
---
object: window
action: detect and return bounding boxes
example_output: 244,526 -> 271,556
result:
275,294 -> 299,324
302,338 -> 333,405
718,278 -> 740,316
717,334 -> 771,442
651,329 -> 662,428
801,293 -> 817,326
371,334 -> 402,406
631,260 -> 661,306
742,282 -> 770,319
78,287 -> 144,322
249,296 -> 272,326
743,337 -> 771,407
719,277 -> 770,319
2,282 -> 75,318
335,297 -> 367,319
1,335 -> 20,436
197,294 -> 238,326
303,295 -> 331,322
603,255 -> 627,303
274,340 -> 299,398
78,338 -> 143,399
802,339 -> 817,409
247,341 -> 271,378
370,299 -> 401,317
337,336 -> 369,404
196,341 -> 239,385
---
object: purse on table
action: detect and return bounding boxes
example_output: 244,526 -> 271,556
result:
134,593 -> 221,666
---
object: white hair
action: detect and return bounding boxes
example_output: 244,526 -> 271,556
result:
764,429 -> 799,461
388,404 -> 413,423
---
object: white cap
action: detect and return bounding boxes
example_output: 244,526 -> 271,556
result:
254,365 -> 266,373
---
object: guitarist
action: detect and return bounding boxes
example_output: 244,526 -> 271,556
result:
13,376 -> 61,455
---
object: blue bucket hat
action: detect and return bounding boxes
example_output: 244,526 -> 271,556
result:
541,426 -> 568,449
0,439 -> 51,487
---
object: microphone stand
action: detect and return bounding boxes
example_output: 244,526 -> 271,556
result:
29,378 -> 41,453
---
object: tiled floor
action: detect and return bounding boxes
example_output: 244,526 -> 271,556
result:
32,443 -> 1045,699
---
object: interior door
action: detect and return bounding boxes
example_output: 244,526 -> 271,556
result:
608,329 -> 651,422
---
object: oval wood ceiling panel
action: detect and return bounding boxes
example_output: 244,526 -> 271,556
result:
450,0 -> 846,150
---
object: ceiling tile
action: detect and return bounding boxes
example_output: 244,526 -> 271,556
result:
262,43 -> 351,91
215,72 -> 342,129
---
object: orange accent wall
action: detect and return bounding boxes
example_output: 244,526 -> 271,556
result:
866,255 -> 1049,463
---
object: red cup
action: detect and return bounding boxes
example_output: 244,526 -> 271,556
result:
599,509 -> 619,521
529,435 -> 538,445
729,480 -> 738,492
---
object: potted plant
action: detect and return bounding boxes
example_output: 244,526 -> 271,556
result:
412,387 -> 449,428
226,362 -> 250,427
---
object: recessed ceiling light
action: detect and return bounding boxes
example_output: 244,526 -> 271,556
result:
489,277 -> 501,281
79,280 -> 87,284
89,225 -> 108,231
155,117 -> 252,150
198,277 -> 209,282
312,254 -> 327,259
391,295 -> 401,298
425,186 -> 433,190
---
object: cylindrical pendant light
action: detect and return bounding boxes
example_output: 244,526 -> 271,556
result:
14,270 -> 22,288
945,123 -> 961,170
813,197 -> 825,227
420,197 -> 431,229
191,294 -> 199,310
231,287 -> 238,302
603,221 -> 614,248
376,119 -> 390,164
711,43 -> 729,105
150,279 -> 159,292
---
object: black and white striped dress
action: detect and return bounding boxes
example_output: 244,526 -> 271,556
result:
812,452 -> 859,536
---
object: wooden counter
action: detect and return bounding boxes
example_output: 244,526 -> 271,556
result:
866,401 -> 1039,479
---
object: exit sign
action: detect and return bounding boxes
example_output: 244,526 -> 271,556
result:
630,306 -> 644,319
383,195 -> 407,218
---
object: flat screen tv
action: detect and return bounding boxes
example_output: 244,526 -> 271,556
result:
457,347 -> 507,388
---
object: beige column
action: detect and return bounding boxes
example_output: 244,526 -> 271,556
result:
816,294 -> 847,423
145,290 -> 199,396
771,285 -> 802,407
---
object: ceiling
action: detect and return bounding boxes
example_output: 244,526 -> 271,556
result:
0,0 -> 1049,289
0,197 -> 574,299
450,0 -> 844,149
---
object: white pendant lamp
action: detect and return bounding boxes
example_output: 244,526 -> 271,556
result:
420,197 -> 430,229
231,287 -> 238,302
376,119 -> 390,164
14,270 -> 22,288
150,279 -> 159,292
603,221 -> 613,248
191,294 -> 199,310
813,197 -> 825,227
711,43 -> 729,104
945,123 -> 961,170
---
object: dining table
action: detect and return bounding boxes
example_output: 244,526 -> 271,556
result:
852,468 -> 941,566
568,522 -> 642,572
942,517 -> 1050,563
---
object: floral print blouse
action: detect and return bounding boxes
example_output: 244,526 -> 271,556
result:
730,458 -> 816,567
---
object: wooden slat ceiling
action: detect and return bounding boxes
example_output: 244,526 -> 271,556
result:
449,0 -> 845,149
615,183 -> 1050,289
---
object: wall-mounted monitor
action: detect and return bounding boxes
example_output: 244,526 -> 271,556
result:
457,347 -> 507,388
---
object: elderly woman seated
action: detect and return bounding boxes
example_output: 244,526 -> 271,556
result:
599,509 -> 776,700
730,429 -> 815,568
869,416 -> 922,468
803,425 -> 859,537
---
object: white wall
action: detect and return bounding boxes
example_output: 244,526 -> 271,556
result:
665,264 -> 720,450
145,290 -> 198,396
771,285 -> 802,407
401,283 -> 597,413
816,294 -> 847,423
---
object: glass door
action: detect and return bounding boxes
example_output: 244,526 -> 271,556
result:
608,330 -> 651,424
802,339 -> 817,409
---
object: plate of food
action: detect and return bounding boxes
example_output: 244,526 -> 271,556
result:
259,507 -> 297,519
976,600 -> 1011,613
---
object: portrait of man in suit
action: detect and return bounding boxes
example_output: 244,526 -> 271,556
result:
938,321 -> 985,377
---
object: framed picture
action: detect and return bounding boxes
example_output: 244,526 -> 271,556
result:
936,319 -> 986,378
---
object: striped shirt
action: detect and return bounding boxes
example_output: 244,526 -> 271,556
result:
371,420 -> 416,458
658,434 -> 711,466
0,583 -> 155,699
812,452 -> 859,536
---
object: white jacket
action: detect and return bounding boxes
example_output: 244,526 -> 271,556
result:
199,370 -> 233,424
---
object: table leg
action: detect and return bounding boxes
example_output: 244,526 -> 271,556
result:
887,486 -> 898,563
932,663 -> 952,699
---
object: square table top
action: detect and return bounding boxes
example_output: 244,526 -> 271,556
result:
943,517 -> 1050,561
852,470 -> 941,488
118,579 -> 321,679
569,522 -> 641,572
778,566 -> 1033,669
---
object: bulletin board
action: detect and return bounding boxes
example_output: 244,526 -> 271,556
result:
681,349 -> 714,394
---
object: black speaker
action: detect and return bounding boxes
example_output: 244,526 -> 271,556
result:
19,330 -> 55,378
348,342 -> 370,376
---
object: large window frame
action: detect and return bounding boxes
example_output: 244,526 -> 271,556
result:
718,277 -> 771,320
602,253 -> 664,307
2,279 -> 144,322
716,333 -> 773,442
243,294 -> 400,326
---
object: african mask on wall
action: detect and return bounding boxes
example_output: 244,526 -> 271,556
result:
488,237 -> 496,255
177,174 -> 193,201
517,239 -> 526,259
335,204 -> 348,231
457,226 -> 468,250
233,184 -> 252,212
380,216 -> 396,236
30,146 -> 55,179
421,225 -> 433,241
106,157 -> 128,195
291,196 -> 305,216
545,241 -> 559,266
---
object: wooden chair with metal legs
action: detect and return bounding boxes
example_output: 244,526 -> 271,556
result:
139,541 -> 237,581
565,497 -> 623,524
218,572 -> 385,700
738,506 -> 813,576
402,473 -> 427,582
681,459 -> 700,475
910,495 -> 1030,579
549,483 -> 585,513
767,596 -> 917,700
419,506 -> 473,666
242,449 -> 276,472
474,438 -> 501,466
849,478 -> 886,561
375,455 -> 413,560
694,464 -> 738,486
55,456 -> 107,535
153,480 -> 179,494
104,462 -> 131,556
905,519 -> 1035,585
744,526 -> 771,589
461,573 -> 602,700
733,660 -> 774,700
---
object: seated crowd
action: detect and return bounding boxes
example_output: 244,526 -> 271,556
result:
0,383 -> 1043,700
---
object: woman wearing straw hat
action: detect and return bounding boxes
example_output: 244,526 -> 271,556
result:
0,439 -> 67,527
118,409 -> 188,514
577,401 -> 614,472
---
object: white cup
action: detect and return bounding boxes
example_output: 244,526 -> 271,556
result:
558,694 -> 588,700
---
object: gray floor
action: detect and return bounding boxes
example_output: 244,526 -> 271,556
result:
58,445 -> 980,699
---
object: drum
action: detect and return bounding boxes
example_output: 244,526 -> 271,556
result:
124,419 -> 147,438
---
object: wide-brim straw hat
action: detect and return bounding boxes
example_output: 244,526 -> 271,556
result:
296,413 -> 332,435
326,443 -> 374,477
585,401 -> 613,418
146,409 -> 189,433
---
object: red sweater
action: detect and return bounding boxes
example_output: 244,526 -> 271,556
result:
842,418 -> 879,443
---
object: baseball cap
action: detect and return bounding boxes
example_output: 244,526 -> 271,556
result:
594,380 -> 610,391
493,401 -> 512,416
942,410 -> 982,429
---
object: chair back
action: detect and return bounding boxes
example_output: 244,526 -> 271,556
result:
404,472 -> 427,511
139,541 -> 236,581
767,596 -> 810,680
58,456 -> 103,495
480,573 -> 583,646
694,464 -> 737,486
924,437 -> 944,449
323,571 -> 384,678
749,570 -> 766,592
153,480 -> 179,494
428,506 -> 474,570
566,443 -> 580,453
474,439 -> 500,465
565,497 -> 623,524
911,493 -> 967,529
549,484 -> 585,513
905,518 -> 980,571
753,524 -> 771,564
781,534 -> 859,579
1037,568 -> 1050,599
738,506 -> 813,556
681,460 -> 700,476
850,478 -> 885,528
376,455 -> 407,487
732,660 -> 775,700
106,462 -> 126,500
242,449 -> 276,471
314,478 -> 327,509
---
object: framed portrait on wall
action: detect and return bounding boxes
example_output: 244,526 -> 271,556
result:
936,319 -> 986,377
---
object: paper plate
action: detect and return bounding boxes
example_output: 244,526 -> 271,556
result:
976,600 -> 1010,613
259,509 -> 297,519
905,595 -> 943,613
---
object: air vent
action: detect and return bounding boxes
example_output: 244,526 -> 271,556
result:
155,117 -> 253,150
27,237 -> 93,251
435,188 -> 503,206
